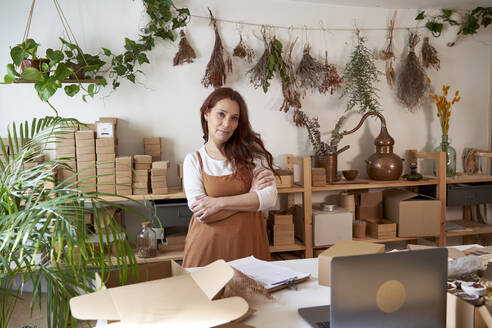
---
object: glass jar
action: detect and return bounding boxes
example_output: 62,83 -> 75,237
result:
136,221 -> 157,258
433,135 -> 456,177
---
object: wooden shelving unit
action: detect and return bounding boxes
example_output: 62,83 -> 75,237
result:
269,240 -> 305,253
446,220 -> 492,238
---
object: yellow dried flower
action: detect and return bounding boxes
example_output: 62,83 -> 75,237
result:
429,82 -> 461,136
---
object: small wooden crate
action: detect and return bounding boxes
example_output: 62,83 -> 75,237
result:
364,218 -> 396,239
312,168 -> 326,187
275,169 -> 294,188
269,210 -> 294,225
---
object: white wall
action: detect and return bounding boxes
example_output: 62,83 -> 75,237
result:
0,1 -> 491,221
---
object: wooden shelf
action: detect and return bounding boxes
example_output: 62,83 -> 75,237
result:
13,78 -> 99,84
312,177 -> 439,192
447,174 -> 492,184
99,187 -> 185,202
111,248 -> 184,264
312,236 -> 420,249
278,184 -> 304,193
446,220 -> 492,237
269,240 -> 305,253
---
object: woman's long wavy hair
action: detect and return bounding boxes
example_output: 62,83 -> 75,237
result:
200,88 -> 277,180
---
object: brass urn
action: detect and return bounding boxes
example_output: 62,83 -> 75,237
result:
341,111 -> 402,181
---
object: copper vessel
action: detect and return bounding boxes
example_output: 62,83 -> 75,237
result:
315,154 -> 338,184
341,112 -> 402,181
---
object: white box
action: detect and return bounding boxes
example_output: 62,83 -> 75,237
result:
313,203 -> 352,246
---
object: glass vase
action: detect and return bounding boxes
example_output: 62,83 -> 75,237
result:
433,135 -> 456,177
136,221 -> 157,258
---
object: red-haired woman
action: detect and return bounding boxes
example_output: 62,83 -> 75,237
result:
182,88 -> 278,267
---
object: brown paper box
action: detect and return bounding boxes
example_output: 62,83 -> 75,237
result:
78,124 -> 96,131
76,139 -> 95,148
99,117 -> 118,126
116,164 -> 132,171
133,169 -> 148,177
151,182 -> 168,189
152,187 -> 169,194
356,191 -> 383,220
97,176 -> 116,184
56,145 -> 76,155
383,189 -> 440,237
152,161 -> 170,169
151,168 -> 168,176
116,176 -> 132,184
134,163 -> 152,170
96,145 -> 115,154
151,176 -> 167,183
59,159 -> 76,168
77,162 -> 96,171
97,160 -> 115,169
275,175 -> 293,188
134,155 -> 152,163
97,153 -> 116,162
96,137 -> 115,147
116,156 -> 132,165
133,177 -> 149,184
318,240 -> 385,286
132,188 -> 148,195
133,182 -> 148,188
76,146 -> 95,156
446,292 -> 492,328
269,211 -> 293,225
77,169 -> 97,178
144,144 -> 161,152
97,185 -> 116,194
364,218 -> 397,239
76,153 -> 96,162
97,167 -> 115,175
75,130 -> 95,140
96,121 -> 115,138
143,137 -> 160,145
116,187 -> 132,196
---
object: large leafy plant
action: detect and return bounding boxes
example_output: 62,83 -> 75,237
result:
0,117 -> 138,328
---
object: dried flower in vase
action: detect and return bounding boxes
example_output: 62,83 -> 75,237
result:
319,51 -> 343,95
233,34 -> 256,63
421,37 -> 440,71
341,32 -> 381,114
296,44 -> 325,95
379,11 -> 397,87
428,78 -> 461,137
173,30 -> 196,66
396,32 -> 427,111
294,110 -> 329,156
280,40 -> 302,115
202,9 -> 227,88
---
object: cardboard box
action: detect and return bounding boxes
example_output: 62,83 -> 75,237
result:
270,223 -> 294,245
97,176 -> 116,184
97,167 -> 115,175
135,163 -> 152,170
97,185 -> 116,194
152,161 -> 170,169
97,160 -> 115,169
151,176 -> 167,183
151,182 -> 167,189
446,292 -> 492,328
77,160 -> 96,169
76,139 -> 95,148
144,137 -> 160,145
77,168 -> 97,178
312,204 -> 352,246
116,187 -> 132,196
96,145 -> 116,154
133,187 -> 148,195
133,177 -> 149,184
75,130 -> 95,141
78,124 -> 96,131
116,156 -> 132,165
56,146 -> 76,157
356,191 -> 382,220
76,146 -> 95,156
383,189 -> 441,237
134,169 -> 148,176
134,155 -> 152,163
151,168 -> 168,176
152,187 -> 169,194
96,121 -> 115,138
133,182 -> 148,188
116,175 -> 132,184
70,260 -> 249,327
144,144 -> 161,153
364,218 -> 397,239
275,170 -> 294,188
76,153 -> 96,162
97,153 -> 116,162
269,210 -> 293,225
318,240 -> 385,286
96,138 -> 115,147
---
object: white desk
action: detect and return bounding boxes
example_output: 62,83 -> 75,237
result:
240,258 -> 327,328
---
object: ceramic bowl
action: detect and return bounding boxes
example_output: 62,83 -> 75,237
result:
342,170 -> 358,181
461,282 -> 486,297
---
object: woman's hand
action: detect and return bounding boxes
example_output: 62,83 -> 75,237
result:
191,196 -> 223,223
250,168 -> 274,192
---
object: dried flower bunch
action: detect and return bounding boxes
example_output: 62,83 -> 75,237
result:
233,34 -> 256,63
293,110 -> 329,156
280,41 -> 302,115
421,36 -> 440,71
248,36 -> 271,91
318,51 -> 343,95
296,44 -> 325,94
202,9 -> 227,88
396,32 -> 427,111
428,78 -> 461,136
379,11 -> 397,87
341,32 -> 381,114
173,30 -> 196,66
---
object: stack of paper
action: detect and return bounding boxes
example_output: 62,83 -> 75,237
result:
227,256 -> 310,290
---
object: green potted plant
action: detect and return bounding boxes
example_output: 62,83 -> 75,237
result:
0,116 -> 139,328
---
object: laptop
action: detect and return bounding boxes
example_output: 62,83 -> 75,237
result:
299,248 -> 447,328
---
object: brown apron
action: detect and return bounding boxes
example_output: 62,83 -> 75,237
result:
182,151 -> 270,267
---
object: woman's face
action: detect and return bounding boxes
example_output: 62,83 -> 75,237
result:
204,98 -> 240,145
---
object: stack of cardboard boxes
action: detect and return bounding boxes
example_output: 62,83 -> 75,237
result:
268,210 -> 295,246
151,161 -> 169,194
144,137 -> 161,162
115,156 -> 132,196
55,127 -> 77,184
75,130 -> 96,192
96,137 -> 116,194
133,155 -> 152,195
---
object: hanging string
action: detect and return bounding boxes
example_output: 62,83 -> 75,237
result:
22,0 -> 36,42
53,0 -> 88,66
190,13 -> 426,32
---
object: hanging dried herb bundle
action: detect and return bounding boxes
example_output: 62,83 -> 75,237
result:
173,30 -> 196,66
201,9 -> 226,88
341,33 -> 380,114
280,41 -> 302,115
421,37 -> 440,71
319,52 -> 343,95
248,36 -> 288,93
233,34 -> 256,63
396,32 -> 427,111
379,11 -> 397,87
296,44 -> 325,94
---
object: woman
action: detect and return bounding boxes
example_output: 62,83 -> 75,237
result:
182,88 -> 278,268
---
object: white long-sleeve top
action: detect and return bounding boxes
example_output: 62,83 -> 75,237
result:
183,146 -> 278,211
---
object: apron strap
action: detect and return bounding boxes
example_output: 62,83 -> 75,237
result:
196,150 -> 204,171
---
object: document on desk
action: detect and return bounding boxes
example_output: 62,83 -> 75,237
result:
227,256 -> 310,290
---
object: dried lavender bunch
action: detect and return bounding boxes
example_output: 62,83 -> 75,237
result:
173,30 -> 196,66
396,32 -> 427,111
319,52 -> 343,95
296,44 -> 325,95
341,34 -> 381,114
201,9 -> 226,88
280,41 -> 302,115
421,36 -> 440,71
248,39 -> 270,91
233,35 -> 256,64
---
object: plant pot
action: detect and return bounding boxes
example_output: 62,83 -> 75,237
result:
68,63 -> 86,80
315,154 -> 338,184
21,59 -> 49,73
